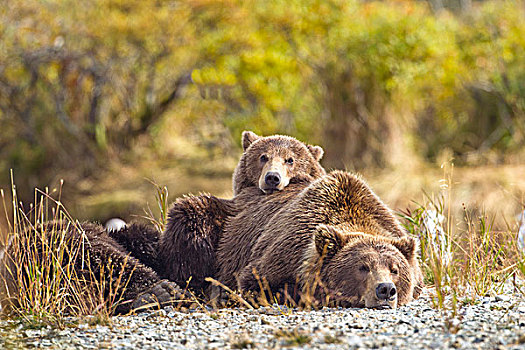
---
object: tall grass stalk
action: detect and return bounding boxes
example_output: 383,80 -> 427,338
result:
142,180 -> 170,232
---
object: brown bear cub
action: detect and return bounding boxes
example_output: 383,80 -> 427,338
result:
223,171 -> 424,309
157,131 -> 325,293
232,131 -> 325,195
110,130 -> 325,306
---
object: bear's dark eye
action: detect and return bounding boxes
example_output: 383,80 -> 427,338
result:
286,157 -> 294,165
359,265 -> 370,273
391,267 -> 399,275
260,155 -> 268,163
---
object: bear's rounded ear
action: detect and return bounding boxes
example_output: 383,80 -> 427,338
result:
307,145 -> 324,161
392,236 -> 417,261
242,131 -> 260,151
314,224 -> 345,258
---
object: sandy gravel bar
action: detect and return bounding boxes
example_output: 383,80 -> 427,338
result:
2,290 -> 525,349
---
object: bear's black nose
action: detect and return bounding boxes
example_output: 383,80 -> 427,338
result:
376,282 -> 396,301
265,172 -> 281,187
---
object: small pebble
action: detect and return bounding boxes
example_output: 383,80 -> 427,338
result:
495,295 -> 511,302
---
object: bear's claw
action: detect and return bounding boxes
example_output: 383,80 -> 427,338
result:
105,218 -> 127,233
131,280 -> 189,312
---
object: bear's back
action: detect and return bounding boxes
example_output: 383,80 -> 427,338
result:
236,171 -> 411,294
216,183 -> 307,288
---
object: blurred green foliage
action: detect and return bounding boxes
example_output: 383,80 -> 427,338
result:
0,0 -> 524,202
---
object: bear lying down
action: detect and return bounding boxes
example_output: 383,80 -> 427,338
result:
301,225 -> 418,308
219,170 -> 424,309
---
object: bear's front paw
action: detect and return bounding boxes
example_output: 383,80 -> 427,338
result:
131,280 -> 189,312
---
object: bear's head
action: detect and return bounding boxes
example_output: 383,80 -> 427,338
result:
233,131 -> 325,196
309,225 -> 420,309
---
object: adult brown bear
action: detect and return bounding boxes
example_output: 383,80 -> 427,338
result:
226,171 -> 424,308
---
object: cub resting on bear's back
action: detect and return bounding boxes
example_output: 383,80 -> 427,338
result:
155,130 -> 325,292
220,171 -> 424,309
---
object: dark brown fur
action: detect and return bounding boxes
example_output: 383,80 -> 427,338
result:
215,183 -> 307,288
109,222 -> 161,272
158,195 -> 235,292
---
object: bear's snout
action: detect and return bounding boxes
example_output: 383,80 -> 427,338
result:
265,172 -> 281,188
375,282 -> 396,301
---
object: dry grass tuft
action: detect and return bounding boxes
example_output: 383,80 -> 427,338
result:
401,163 -> 525,312
0,172 -> 132,326
275,328 -> 312,347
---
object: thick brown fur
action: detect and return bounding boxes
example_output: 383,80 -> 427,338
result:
216,171 -> 424,308
109,222 -> 162,272
215,183 -> 307,288
158,195 -> 235,292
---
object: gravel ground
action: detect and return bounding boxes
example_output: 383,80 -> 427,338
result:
2,289 -> 525,349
